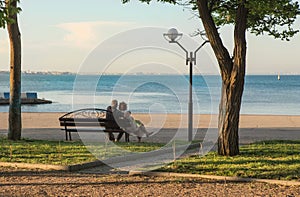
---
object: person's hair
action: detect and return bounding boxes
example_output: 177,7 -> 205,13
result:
119,101 -> 127,111
111,99 -> 118,109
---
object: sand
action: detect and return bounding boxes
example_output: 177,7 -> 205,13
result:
1,112 -> 300,129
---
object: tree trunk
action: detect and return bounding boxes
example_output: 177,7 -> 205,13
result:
197,0 -> 247,156
7,0 -> 22,140
218,72 -> 244,156
218,2 -> 247,156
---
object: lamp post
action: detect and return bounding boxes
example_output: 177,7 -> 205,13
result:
163,28 -> 209,142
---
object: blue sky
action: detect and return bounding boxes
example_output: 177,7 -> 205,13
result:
0,0 -> 299,74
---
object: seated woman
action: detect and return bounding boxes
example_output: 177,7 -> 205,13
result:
124,111 -> 153,142
115,101 -> 128,142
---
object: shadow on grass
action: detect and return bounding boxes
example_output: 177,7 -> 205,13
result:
159,140 -> 300,180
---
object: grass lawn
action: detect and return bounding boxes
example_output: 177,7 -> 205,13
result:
1,137 -> 299,181
160,140 -> 300,181
0,137 -> 162,165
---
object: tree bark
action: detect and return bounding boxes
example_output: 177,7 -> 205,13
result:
7,0 -> 22,140
197,0 -> 247,156
218,72 -> 244,156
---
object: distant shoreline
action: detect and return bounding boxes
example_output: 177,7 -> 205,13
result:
1,71 -> 300,76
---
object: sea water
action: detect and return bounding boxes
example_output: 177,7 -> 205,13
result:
0,73 -> 299,115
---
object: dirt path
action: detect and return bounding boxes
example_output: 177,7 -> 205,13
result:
0,168 -> 299,197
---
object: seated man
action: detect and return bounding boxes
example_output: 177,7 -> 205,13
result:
106,100 -> 124,141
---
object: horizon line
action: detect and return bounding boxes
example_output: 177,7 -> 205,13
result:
0,70 -> 300,76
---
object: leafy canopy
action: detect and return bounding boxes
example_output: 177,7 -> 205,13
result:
0,0 -> 21,28
123,0 -> 300,41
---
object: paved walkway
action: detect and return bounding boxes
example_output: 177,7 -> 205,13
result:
1,127 -> 299,144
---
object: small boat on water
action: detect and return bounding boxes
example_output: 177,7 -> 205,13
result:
0,92 -> 52,105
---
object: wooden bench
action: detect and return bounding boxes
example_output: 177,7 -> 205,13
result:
58,108 -> 130,142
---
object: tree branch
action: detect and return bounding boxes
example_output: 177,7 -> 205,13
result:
196,0 -> 232,80
232,0 -> 247,80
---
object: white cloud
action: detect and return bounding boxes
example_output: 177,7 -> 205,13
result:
56,21 -> 135,49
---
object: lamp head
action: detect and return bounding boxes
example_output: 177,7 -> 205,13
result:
163,28 -> 183,42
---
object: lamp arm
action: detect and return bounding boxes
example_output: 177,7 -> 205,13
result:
170,41 -> 189,65
193,40 -> 209,65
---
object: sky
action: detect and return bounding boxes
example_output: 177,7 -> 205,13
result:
0,0 -> 299,74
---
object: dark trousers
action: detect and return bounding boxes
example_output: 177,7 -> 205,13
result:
116,132 -> 130,142
108,132 -> 115,141
109,132 -> 129,142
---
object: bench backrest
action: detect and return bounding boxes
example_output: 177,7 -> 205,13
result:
59,108 -> 130,129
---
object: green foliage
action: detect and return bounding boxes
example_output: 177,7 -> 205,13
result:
208,0 -> 300,41
0,0 -> 21,29
0,0 -> 8,28
124,0 -> 300,41
247,0 -> 299,40
161,140 -> 300,180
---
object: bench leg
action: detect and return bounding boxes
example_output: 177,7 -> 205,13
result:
65,131 -> 68,141
125,133 -> 130,142
69,132 -> 72,141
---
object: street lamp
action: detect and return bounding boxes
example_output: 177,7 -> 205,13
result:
163,28 -> 209,142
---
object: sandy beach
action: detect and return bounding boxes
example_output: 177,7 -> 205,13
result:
1,112 -> 300,129
0,112 -> 299,143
